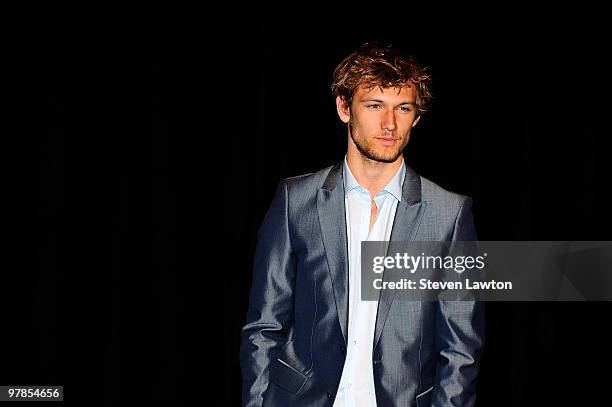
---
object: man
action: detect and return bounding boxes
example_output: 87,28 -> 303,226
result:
241,42 -> 484,407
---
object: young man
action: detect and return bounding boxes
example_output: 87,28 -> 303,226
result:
241,42 -> 484,407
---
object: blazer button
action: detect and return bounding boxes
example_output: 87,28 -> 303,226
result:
327,391 -> 335,401
340,345 -> 346,354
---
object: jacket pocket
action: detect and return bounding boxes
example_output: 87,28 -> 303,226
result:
269,357 -> 310,395
416,385 -> 433,407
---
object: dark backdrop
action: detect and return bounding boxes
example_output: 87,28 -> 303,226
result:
19,16 -> 612,406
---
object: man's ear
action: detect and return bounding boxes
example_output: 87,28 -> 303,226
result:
412,115 -> 422,127
336,96 -> 351,123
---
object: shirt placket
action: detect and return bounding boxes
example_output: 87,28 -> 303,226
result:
346,188 -> 369,405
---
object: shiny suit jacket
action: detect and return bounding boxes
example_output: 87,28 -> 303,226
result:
241,162 -> 485,407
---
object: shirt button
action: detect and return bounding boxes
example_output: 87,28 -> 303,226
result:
352,340 -> 357,346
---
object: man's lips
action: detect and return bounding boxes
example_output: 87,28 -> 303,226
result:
375,137 -> 399,146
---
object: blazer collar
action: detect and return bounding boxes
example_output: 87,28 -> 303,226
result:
318,160 -> 425,346
317,162 -> 349,342
322,160 -> 422,204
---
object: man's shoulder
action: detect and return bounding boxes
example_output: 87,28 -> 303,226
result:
280,164 -> 336,191
418,174 -> 472,212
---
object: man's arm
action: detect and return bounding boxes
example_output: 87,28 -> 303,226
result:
432,197 -> 485,407
240,181 -> 296,407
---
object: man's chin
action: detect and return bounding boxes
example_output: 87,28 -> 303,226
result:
352,136 -> 403,163
364,149 -> 403,164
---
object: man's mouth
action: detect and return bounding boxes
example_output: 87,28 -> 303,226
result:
375,137 -> 398,146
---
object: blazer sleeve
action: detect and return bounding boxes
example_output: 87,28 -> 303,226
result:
432,197 -> 485,407
240,181 -> 296,407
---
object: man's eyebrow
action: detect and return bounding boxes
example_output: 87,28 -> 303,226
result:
360,98 -> 415,105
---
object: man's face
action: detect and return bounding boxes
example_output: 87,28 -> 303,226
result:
337,84 -> 421,163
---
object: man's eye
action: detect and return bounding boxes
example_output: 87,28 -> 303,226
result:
366,104 -> 381,109
399,106 -> 413,112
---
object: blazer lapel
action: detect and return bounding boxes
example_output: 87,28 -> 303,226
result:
373,164 -> 427,350
317,162 -> 349,343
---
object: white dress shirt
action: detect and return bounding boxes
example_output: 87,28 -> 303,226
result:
333,157 -> 405,407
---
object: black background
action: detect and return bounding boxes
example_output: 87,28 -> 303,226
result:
14,14 -> 612,406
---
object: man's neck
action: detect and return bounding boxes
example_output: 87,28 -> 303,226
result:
346,150 -> 403,198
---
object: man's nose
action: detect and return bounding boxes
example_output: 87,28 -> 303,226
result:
381,109 -> 397,131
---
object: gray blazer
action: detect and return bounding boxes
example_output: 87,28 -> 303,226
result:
241,162 -> 484,407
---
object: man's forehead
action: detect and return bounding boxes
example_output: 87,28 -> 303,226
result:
355,83 -> 416,99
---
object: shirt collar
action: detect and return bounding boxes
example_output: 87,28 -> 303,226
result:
343,156 -> 405,202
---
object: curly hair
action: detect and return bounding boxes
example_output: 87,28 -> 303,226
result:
331,42 -> 432,116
